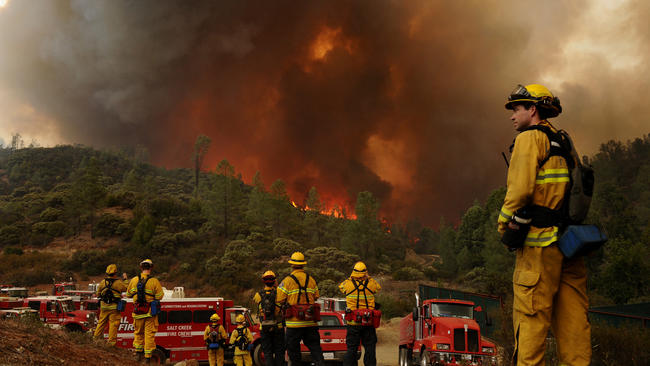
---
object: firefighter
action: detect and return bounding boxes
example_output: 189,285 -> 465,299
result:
276,252 -> 325,366
339,261 -> 381,366
252,270 -> 285,366
499,84 -> 591,365
127,259 -> 164,363
204,313 -> 228,366
230,314 -> 254,366
93,264 -> 128,346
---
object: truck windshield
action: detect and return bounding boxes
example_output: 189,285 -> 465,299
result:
60,300 -> 75,312
429,303 -> 473,319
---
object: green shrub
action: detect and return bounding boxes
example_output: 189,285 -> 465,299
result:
272,238 -> 303,257
106,190 -> 136,208
0,225 -> 22,245
150,232 -> 176,255
32,221 -> 67,237
174,230 -> 197,246
392,267 -> 425,281
318,279 -> 340,298
375,293 -> 412,319
3,246 -> 23,255
115,222 -> 134,240
132,215 -> 155,245
93,213 -> 125,237
39,207 -> 62,221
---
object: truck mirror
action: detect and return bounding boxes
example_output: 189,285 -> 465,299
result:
412,307 -> 419,321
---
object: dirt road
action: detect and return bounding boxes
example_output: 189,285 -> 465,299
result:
364,317 -> 400,366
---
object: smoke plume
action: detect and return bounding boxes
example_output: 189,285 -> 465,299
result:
1,0 -> 648,225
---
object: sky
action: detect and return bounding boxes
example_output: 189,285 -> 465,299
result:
0,0 -> 648,226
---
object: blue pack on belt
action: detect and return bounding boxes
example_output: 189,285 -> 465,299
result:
208,342 -> 220,350
557,225 -> 607,258
150,300 -> 161,316
116,299 -> 126,312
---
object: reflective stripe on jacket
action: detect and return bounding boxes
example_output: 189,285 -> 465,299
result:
338,277 -> 381,310
126,273 -> 164,318
498,120 -> 571,247
276,269 -> 320,328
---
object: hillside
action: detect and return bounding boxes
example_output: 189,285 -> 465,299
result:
0,134 -> 649,307
0,135 -> 649,364
0,318 -> 139,366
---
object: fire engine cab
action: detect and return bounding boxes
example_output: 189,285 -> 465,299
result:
110,296 -> 260,365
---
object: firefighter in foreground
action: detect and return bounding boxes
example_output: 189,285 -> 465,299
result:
499,84 -> 591,365
276,252 -> 325,366
230,314 -> 254,366
127,259 -> 164,363
339,261 -> 381,366
252,270 -> 285,366
204,313 -> 228,366
93,264 -> 128,345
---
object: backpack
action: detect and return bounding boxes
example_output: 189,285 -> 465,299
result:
523,125 -> 594,226
99,278 -> 118,304
136,275 -> 151,305
258,288 -> 277,321
133,275 -> 152,315
233,328 -> 250,351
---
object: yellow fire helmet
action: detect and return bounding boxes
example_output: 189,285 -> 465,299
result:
351,261 -> 368,278
505,84 -> 562,118
105,264 -> 118,275
288,251 -> 307,266
140,259 -> 153,267
236,314 -> 246,324
210,313 -> 220,322
262,270 -> 276,279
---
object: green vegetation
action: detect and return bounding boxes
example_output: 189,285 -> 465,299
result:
0,134 -> 648,311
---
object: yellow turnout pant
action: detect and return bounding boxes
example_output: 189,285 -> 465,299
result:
512,245 -> 591,366
93,309 -> 121,345
133,315 -> 159,359
208,348 -> 225,366
233,353 -> 252,366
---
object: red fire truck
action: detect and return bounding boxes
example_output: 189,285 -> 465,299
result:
300,310 -> 356,365
399,294 -> 497,366
110,297 -> 261,365
21,296 -> 97,332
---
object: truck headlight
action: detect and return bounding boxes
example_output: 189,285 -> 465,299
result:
482,347 -> 494,354
86,314 -> 91,319
436,343 -> 450,350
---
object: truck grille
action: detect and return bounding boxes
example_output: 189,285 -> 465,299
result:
453,329 -> 465,351
467,329 -> 479,352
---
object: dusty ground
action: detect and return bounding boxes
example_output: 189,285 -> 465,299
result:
375,317 -> 401,366
0,318 -> 140,366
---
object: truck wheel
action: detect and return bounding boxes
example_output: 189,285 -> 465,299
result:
398,347 -> 410,366
419,351 -> 430,366
253,342 -> 264,366
150,348 -> 166,365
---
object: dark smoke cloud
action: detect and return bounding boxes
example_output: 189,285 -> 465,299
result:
1,0 -> 647,226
